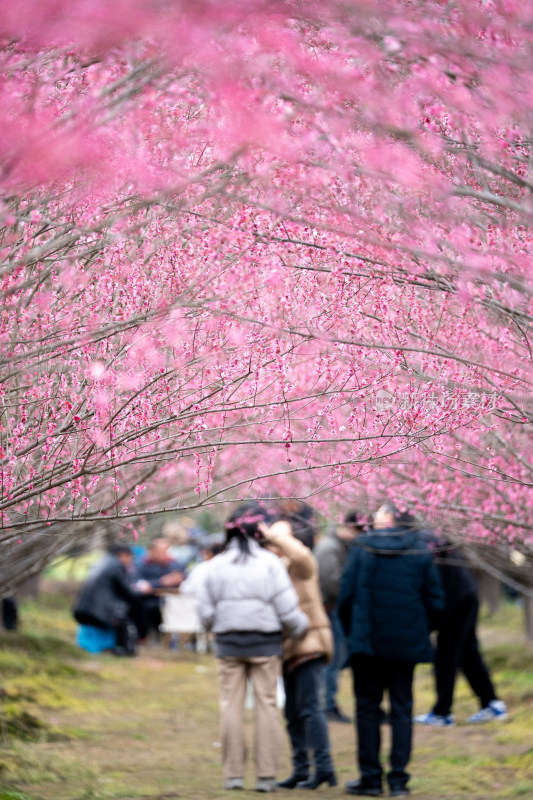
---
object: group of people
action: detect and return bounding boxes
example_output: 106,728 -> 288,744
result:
197,499 -> 507,797
72,530 -> 215,655
72,499 -> 506,797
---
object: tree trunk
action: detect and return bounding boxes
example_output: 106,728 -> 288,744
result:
476,572 -> 502,615
522,594 -> 533,643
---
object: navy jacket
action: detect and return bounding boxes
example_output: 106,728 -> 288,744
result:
134,558 -> 184,613
135,558 -> 184,588
337,528 -> 444,663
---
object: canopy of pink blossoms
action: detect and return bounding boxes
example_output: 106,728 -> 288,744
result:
2,0 -> 533,585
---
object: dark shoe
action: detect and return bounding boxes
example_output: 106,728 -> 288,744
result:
113,646 -> 136,657
345,780 -> 383,796
326,707 -> 352,724
389,788 -> 409,798
297,772 -> 338,789
277,774 -> 309,789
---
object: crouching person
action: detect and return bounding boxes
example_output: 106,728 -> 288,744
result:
73,543 -> 149,656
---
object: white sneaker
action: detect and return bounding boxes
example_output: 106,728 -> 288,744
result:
255,778 -> 278,792
224,778 -> 244,790
414,711 -> 455,726
467,700 -> 508,723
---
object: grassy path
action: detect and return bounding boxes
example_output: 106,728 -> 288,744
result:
1,595 -> 532,800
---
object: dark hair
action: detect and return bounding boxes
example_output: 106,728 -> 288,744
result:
395,509 -> 422,531
200,532 -> 225,556
108,543 -> 133,557
344,509 -> 364,530
224,501 -> 275,556
275,499 -> 316,550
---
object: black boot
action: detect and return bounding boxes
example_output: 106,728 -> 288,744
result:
277,773 -> 309,789
114,620 -> 137,656
297,772 -> 338,789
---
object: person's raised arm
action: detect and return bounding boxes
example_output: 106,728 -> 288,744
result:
262,521 -> 314,579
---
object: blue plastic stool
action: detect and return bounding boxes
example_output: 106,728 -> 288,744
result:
76,624 -> 117,653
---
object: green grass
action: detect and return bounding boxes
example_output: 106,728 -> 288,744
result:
0,592 -> 532,799
42,553 -> 102,584
0,792 -> 34,800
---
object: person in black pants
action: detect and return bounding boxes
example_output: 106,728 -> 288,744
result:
264,501 -> 336,791
414,535 -> 507,725
351,656 -> 415,795
2,596 -> 18,630
338,504 -> 444,797
134,536 -> 185,636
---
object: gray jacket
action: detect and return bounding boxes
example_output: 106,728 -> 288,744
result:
314,531 -> 352,609
197,539 -> 308,638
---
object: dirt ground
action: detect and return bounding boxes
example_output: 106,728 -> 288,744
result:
2,601 -> 533,800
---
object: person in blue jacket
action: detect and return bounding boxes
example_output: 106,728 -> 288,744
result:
134,536 -> 185,635
337,503 -> 444,798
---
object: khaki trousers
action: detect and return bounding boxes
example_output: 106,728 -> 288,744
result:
217,655 -> 281,780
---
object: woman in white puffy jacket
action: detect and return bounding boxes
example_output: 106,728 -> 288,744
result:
198,501 -> 309,793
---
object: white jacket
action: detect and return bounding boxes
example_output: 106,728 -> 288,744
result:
179,559 -> 212,598
198,539 -> 308,638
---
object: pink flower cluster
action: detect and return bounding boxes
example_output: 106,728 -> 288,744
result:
0,0 -> 532,560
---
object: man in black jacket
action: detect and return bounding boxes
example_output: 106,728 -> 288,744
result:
73,543 -> 149,655
337,504 -> 444,797
414,535 -> 507,725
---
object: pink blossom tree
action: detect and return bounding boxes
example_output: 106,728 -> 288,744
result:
2,0 -> 533,588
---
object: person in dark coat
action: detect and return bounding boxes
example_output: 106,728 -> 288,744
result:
2,596 -> 18,631
73,543 -> 149,655
413,532 -> 507,725
134,536 -> 185,635
337,504 -> 444,797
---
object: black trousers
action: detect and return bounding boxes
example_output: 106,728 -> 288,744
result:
141,601 -> 162,636
2,597 -> 18,630
283,657 -> 335,777
433,595 -> 497,716
351,654 -> 414,791
75,596 -> 148,645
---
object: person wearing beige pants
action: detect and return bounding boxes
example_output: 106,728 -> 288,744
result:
198,501 -> 309,792
218,656 -> 281,782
